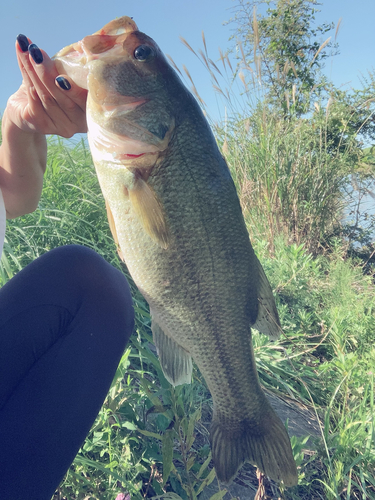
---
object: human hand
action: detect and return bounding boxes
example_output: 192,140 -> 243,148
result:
6,34 -> 88,139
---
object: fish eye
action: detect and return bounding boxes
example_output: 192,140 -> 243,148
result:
134,45 -> 154,61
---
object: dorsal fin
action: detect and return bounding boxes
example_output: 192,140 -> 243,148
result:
252,256 -> 282,340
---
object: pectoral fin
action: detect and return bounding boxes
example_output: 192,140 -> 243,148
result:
151,320 -> 192,386
252,256 -> 282,340
129,177 -> 169,249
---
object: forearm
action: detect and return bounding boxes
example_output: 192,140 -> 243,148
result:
0,35 -> 87,219
0,110 -> 47,219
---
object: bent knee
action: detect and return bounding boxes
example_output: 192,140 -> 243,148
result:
47,245 -> 123,287
47,245 -> 133,320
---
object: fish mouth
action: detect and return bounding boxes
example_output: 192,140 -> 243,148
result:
55,15 -> 138,60
54,42 -> 87,65
53,16 -> 138,88
55,36 -> 124,65
94,16 -> 138,36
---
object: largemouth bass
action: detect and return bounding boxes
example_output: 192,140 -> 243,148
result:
54,17 -> 297,486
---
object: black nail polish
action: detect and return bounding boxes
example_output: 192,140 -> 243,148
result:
56,76 -> 71,91
17,34 -> 29,52
28,44 -> 43,64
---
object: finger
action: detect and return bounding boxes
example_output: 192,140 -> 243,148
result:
28,45 -> 86,135
13,41 -> 56,132
15,37 -> 33,86
16,54 -> 33,89
55,76 -> 71,91
29,48 -> 87,114
14,38 -> 87,137
17,40 -> 86,112
27,48 -> 87,134
17,45 -> 65,132
16,34 -> 31,53
54,75 -> 88,133
16,41 -> 54,106
55,75 -> 88,113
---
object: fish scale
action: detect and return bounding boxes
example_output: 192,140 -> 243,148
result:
54,16 -> 298,487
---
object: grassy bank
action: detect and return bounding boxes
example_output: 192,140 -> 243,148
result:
1,137 -> 374,499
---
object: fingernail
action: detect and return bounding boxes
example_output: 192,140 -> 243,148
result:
17,34 -> 29,52
28,44 -> 43,64
56,76 -> 71,91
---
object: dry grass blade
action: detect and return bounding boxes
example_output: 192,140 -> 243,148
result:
182,64 -> 206,105
182,64 -> 195,86
198,49 -> 210,70
225,88 -> 232,104
166,54 -> 183,77
285,91 -> 290,111
208,58 -> 223,77
239,71 -> 248,91
207,66 -> 220,87
355,107 -> 375,136
292,84 -> 296,105
309,37 -> 331,68
222,138 -> 229,156
254,470 -> 266,500
253,6 -> 259,55
326,96 -> 334,118
290,61 -> 298,79
255,55 -> 261,80
226,54 -> 233,73
211,72 -> 220,87
239,40 -> 247,67
250,72 -> 256,87
179,36 -> 198,57
335,17 -> 343,42
192,86 -> 206,106
212,84 -> 226,98
219,47 -> 226,70
202,30 -> 208,56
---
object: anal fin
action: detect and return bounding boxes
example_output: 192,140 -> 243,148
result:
151,321 -> 192,386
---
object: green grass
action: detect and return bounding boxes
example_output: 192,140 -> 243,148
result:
1,137 -> 374,499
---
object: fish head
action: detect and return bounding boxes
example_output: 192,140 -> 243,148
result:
53,17 -> 180,157
53,17 -> 139,91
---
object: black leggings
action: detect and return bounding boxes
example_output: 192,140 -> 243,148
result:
0,245 -> 134,500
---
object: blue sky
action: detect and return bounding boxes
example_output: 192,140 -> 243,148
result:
0,0 -> 374,123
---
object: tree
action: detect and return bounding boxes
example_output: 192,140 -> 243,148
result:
216,0 -> 375,253
231,0 -> 337,115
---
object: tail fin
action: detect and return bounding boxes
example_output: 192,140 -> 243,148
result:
210,407 -> 298,487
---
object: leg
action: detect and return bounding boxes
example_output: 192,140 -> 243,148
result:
0,245 -> 134,500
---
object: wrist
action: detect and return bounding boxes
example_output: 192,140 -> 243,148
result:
2,108 -> 46,143
1,109 -> 47,170
0,110 -> 47,219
